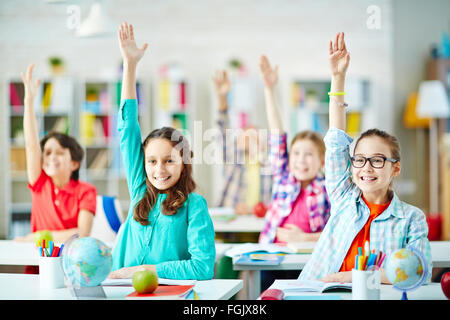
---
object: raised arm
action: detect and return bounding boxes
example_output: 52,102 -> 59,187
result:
258,55 -> 283,133
212,70 -> 231,113
118,21 -> 148,100
117,22 -> 149,201
21,64 -> 42,185
328,32 -> 350,131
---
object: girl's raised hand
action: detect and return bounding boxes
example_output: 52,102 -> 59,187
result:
329,32 -> 350,77
212,70 -> 231,97
20,64 -> 41,101
118,21 -> 148,65
258,55 -> 278,89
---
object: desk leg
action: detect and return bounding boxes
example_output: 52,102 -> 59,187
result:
246,270 -> 261,300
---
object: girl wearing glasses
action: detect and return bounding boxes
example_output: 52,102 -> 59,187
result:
298,32 -> 432,283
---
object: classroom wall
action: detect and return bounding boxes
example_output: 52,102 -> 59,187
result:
0,0 -> 445,238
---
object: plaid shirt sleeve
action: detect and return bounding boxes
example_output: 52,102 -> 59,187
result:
323,127 -> 358,210
217,110 -> 235,164
268,132 -> 289,188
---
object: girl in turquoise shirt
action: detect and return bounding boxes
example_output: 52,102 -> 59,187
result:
108,22 -> 215,280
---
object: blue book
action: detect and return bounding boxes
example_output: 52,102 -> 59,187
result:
235,251 -> 285,266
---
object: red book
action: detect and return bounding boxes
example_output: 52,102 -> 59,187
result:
126,285 -> 194,300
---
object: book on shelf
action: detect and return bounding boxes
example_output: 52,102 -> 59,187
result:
42,82 -> 52,113
10,147 -> 27,172
89,149 -> 110,171
80,112 -> 95,146
9,82 -> 24,108
49,77 -> 73,114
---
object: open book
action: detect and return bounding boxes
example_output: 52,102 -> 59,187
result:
271,279 -> 352,293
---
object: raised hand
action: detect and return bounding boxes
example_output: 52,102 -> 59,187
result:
20,64 -> 41,101
258,55 -> 278,89
329,32 -> 350,77
118,21 -> 148,65
212,70 -> 231,97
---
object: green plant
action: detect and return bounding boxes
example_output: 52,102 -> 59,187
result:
48,56 -> 64,67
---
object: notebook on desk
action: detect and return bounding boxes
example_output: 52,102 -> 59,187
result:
126,284 -> 194,300
286,241 -> 316,254
235,251 -> 286,265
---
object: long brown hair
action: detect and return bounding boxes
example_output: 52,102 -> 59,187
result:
133,127 -> 196,226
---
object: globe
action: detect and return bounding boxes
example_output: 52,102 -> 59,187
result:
385,247 -> 428,300
62,237 -> 112,287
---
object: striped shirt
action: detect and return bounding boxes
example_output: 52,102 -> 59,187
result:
259,133 -> 330,244
216,110 -> 272,208
298,127 -> 432,282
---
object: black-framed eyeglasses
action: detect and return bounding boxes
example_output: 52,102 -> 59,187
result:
350,155 -> 398,169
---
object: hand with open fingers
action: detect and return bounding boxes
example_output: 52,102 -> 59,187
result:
329,32 -> 350,77
258,55 -> 278,89
118,21 -> 148,65
212,70 -> 231,97
21,64 -> 41,101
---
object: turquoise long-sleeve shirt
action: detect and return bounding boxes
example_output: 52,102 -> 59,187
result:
111,99 -> 216,280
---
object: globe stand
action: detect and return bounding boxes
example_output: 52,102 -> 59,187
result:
401,291 -> 408,300
69,285 -> 106,299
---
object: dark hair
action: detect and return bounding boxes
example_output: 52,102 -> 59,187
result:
133,127 -> 196,226
40,131 -> 84,181
290,130 -> 326,159
354,128 -> 401,161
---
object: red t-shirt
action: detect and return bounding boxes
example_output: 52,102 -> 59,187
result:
274,189 -> 311,244
28,170 -> 97,232
339,196 -> 391,272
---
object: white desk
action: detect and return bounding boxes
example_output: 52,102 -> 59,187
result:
212,215 -> 266,233
0,273 -> 243,300
231,241 -> 450,300
267,280 -> 446,300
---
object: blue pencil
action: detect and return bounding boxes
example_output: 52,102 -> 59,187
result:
58,244 -> 64,257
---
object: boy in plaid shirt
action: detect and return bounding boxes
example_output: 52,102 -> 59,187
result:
299,32 -> 432,283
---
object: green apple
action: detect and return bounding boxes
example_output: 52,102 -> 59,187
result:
132,270 -> 158,294
34,230 -> 53,248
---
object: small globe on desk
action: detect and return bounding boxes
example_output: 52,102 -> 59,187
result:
385,247 -> 428,300
62,237 -> 112,287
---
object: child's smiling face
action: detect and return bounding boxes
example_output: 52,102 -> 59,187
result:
289,139 -> 324,185
352,136 -> 401,200
144,138 -> 184,191
42,137 -> 79,179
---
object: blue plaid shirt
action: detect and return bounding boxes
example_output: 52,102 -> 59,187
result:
299,128 -> 432,282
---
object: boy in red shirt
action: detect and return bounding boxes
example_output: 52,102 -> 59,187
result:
14,64 -> 97,244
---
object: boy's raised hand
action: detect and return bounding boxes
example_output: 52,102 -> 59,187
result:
20,64 -> 41,101
212,70 -> 231,97
329,32 -> 350,77
258,55 -> 278,89
118,21 -> 148,65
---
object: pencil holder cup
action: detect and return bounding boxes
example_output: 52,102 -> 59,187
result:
39,256 -> 65,289
352,269 -> 380,300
